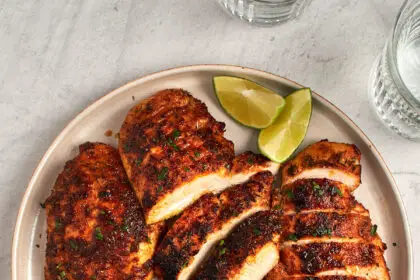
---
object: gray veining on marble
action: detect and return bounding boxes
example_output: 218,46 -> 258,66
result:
1,0 -> 419,278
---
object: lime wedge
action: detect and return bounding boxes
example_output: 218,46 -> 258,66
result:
258,88 -> 312,163
213,76 -> 286,129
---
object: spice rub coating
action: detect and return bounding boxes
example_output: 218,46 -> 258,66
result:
267,141 -> 389,280
119,89 -> 235,224
282,140 -> 361,190
44,142 -> 162,280
273,179 -> 367,215
264,262 -> 369,280
154,172 -> 273,280
281,242 -> 388,276
194,211 -> 282,280
280,212 -> 384,248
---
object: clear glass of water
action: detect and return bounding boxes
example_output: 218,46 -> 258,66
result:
369,0 -> 420,141
217,0 -> 311,26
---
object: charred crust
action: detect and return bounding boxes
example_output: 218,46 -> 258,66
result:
154,173 -> 274,279
282,141 -> 362,184
195,211 -> 281,279
283,242 -> 382,275
45,143 -> 158,279
230,152 -> 272,174
282,212 -> 380,243
282,179 -> 356,212
118,89 -> 235,221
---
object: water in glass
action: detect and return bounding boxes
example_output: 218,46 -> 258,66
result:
370,0 -> 420,141
217,0 -> 311,26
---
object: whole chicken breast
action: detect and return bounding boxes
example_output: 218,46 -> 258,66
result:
44,143 -> 163,280
154,172 -> 273,280
119,89 -> 279,224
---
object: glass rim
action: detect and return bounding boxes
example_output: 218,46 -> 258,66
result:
388,0 -> 420,112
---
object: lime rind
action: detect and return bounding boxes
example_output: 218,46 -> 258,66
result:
258,88 -> 312,163
213,76 -> 286,129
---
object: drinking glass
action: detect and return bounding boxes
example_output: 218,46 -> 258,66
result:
217,0 -> 311,26
369,0 -> 420,141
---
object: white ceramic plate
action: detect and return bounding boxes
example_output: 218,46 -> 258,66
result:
12,65 -> 412,280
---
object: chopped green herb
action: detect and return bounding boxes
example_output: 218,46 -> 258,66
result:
121,224 -> 129,232
333,186 -> 343,197
287,234 -> 298,242
370,224 -> 378,236
327,228 -> 332,236
219,239 -> 225,246
285,189 -> 294,199
99,191 -> 111,198
99,210 -> 106,215
172,130 -> 181,139
167,138 -> 180,151
219,247 -> 227,256
202,163 -> 207,170
224,163 -> 231,170
313,227 -> 332,237
59,271 -> 66,279
95,227 -> 104,241
247,157 -> 254,164
123,143 -> 131,152
90,276 -> 97,280
69,240 -> 78,249
147,236 -> 152,244
273,204 -> 281,210
182,260 -> 189,267
393,242 -> 397,247
312,183 -> 324,196
183,167 -> 190,172
194,151 -> 201,158
158,167 -> 169,181
135,158 -> 142,166
157,185 -> 163,193
107,220 -> 117,226
40,202 -> 46,209
55,219 -> 63,229
253,228 -> 261,235
56,262 -> 62,269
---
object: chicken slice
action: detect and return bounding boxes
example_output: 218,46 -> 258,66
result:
154,172 -> 273,280
44,143 -> 163,280
194,211 -> 281,280
272,179 -> 368,216
280,211 -> 384,248
280,242 -> 388,278
282,140 -> 361,190
264,262 -> 370,280
119,89 -> 279,224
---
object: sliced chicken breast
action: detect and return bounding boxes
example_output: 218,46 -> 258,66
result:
119,89 -> 279,224
282,140 -> 361,190
44,143 -> 163,280
154,172 -> 273,280
194,211 -> 282,280
267,141 -> 389,280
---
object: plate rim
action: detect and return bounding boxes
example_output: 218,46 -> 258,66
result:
12,64 -> 413,280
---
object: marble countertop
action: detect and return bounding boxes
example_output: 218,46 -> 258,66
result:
1,0 -> 419,278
